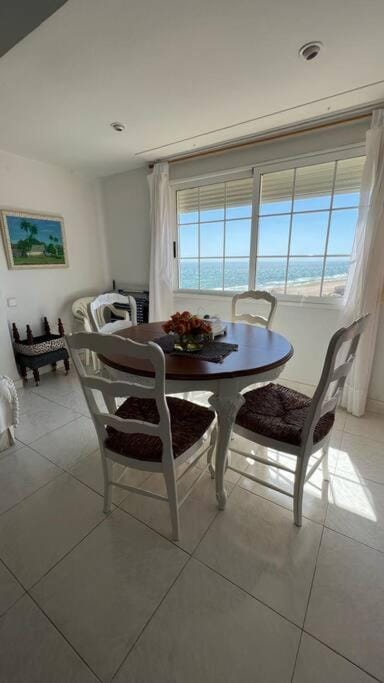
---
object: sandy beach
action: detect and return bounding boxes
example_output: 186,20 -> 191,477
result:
271,276 -> 347,297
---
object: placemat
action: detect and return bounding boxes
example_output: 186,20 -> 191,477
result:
154,335 -> 238,364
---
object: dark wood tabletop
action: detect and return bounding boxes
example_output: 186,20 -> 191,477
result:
100,321 -> 293,381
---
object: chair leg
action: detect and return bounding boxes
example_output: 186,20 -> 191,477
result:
101,456 -> 113,514
164,467 -> 180,542
322,442 -> 330,482
293,458 -> 306,527
207,426 -> 217,479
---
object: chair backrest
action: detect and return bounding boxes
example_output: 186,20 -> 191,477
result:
88,293 -> 137,334
66,331 -> 173,463
301,315 -> 369,450
232,290 -> 277,329
72,297 -> 95,333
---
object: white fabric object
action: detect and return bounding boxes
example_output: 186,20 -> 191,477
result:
0,376 -> 19,451
148,162 -> 174,322
341,109 -> 384,415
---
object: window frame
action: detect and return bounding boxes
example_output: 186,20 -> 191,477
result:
172,144 -> 365,304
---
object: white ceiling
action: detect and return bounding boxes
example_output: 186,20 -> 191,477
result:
0,0 -> 383,177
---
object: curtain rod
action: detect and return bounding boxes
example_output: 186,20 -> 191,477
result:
148,111 -> 371,169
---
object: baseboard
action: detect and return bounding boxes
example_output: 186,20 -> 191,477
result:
366,398 -> 384,415
278,378 -> 316,397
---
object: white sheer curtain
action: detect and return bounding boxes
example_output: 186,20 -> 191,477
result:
148,162 -> 174,322
341,109 -> 384,416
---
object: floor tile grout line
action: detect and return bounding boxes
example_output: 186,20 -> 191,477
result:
110,555 -> 193,681
300,523 -> 325,638
322,523 -> 384,556
192,555 -> 302,632
0,468 -> 64,519
342,426 -> 384,444
188,475 -> 239,558
27,511 -> 114,594
332,468 -> 384,489
0,505 -> 112,596
232,479 -> 326,528
105,498 -> 196,557
301,629 -> 384,683
290,629 -> 304,683
26,591 -> 103,683
0,590 -> 27,621
16,412 -> 82,450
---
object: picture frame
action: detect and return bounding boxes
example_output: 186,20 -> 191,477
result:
0,209 -> 68,269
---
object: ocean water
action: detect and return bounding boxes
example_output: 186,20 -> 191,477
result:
179,258 -> 349,292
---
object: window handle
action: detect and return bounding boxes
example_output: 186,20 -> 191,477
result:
173,241 -> 177,258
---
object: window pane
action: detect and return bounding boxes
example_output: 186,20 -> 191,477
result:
286,257 -> 323,296
199,183 -> 225,221
179,259 -> 198,289
290,212 -> 328,255
327,209 -> 358,255
226,178 -> 253,219
177,188 -> 198,224
200,259 -> 223,290
322,256 -> 350,297
224,258 -> 249,290
333,157 -> 365,208
260,169 -> 294,215
256,257 -> 287,293
258,215 -> 290,256
294,161 -> 334,211
200,222 -> 224,257
225,219 -> 251,256
179,224 -> 198,258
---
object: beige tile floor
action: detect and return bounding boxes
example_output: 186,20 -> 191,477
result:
0,368 -> 383,682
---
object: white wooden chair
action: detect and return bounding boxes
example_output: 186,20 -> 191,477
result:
232,290 -> 277,329
88,293 -> 137,334
66,331 -> 217,541
228,315 -> 369,526
72,297 -> 98,369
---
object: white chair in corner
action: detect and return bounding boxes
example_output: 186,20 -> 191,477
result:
88,292 -> 137,334
232,290 -> 277,328
228,315 -> 369,526
72,297 -> 98,370
66,331 -> 217,541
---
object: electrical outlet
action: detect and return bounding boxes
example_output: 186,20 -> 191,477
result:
7,298 -> 17,308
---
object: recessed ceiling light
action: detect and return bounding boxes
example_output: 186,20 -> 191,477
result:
110,122 -> 126,132
299,41 -> 323,61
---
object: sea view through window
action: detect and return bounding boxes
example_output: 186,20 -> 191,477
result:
176,154 -> 365,298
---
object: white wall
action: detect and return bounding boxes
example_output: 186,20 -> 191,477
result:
0,149 -> 109,381
101,119 -> 384,406
102,166 -> 150,289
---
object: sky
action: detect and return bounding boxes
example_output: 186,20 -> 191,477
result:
6,216 -> 63,245
178,191 -> 360,260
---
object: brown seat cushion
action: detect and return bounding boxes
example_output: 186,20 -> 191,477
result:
105,396 -> 215,462
235,383 -> 334,447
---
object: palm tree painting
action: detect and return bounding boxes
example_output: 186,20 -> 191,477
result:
0,210 -> 67,269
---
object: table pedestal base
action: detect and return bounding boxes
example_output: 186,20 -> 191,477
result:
209,380 -> 245,510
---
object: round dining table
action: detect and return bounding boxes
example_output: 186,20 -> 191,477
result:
100,321 -> 293,510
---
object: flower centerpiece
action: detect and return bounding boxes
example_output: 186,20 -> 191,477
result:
162,311 -> 212,352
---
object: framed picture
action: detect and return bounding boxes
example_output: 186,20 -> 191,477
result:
0,209 -> 68,269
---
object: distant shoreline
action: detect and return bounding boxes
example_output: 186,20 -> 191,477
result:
274,275 -> 346,297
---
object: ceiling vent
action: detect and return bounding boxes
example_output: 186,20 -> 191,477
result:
299,42 -> 323,61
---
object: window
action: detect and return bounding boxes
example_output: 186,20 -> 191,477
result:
177,178 -> 253,292
175,153 -> 365,299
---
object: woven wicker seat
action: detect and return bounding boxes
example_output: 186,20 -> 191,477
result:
106,396 -> 215,462
236,383 -> 334,446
